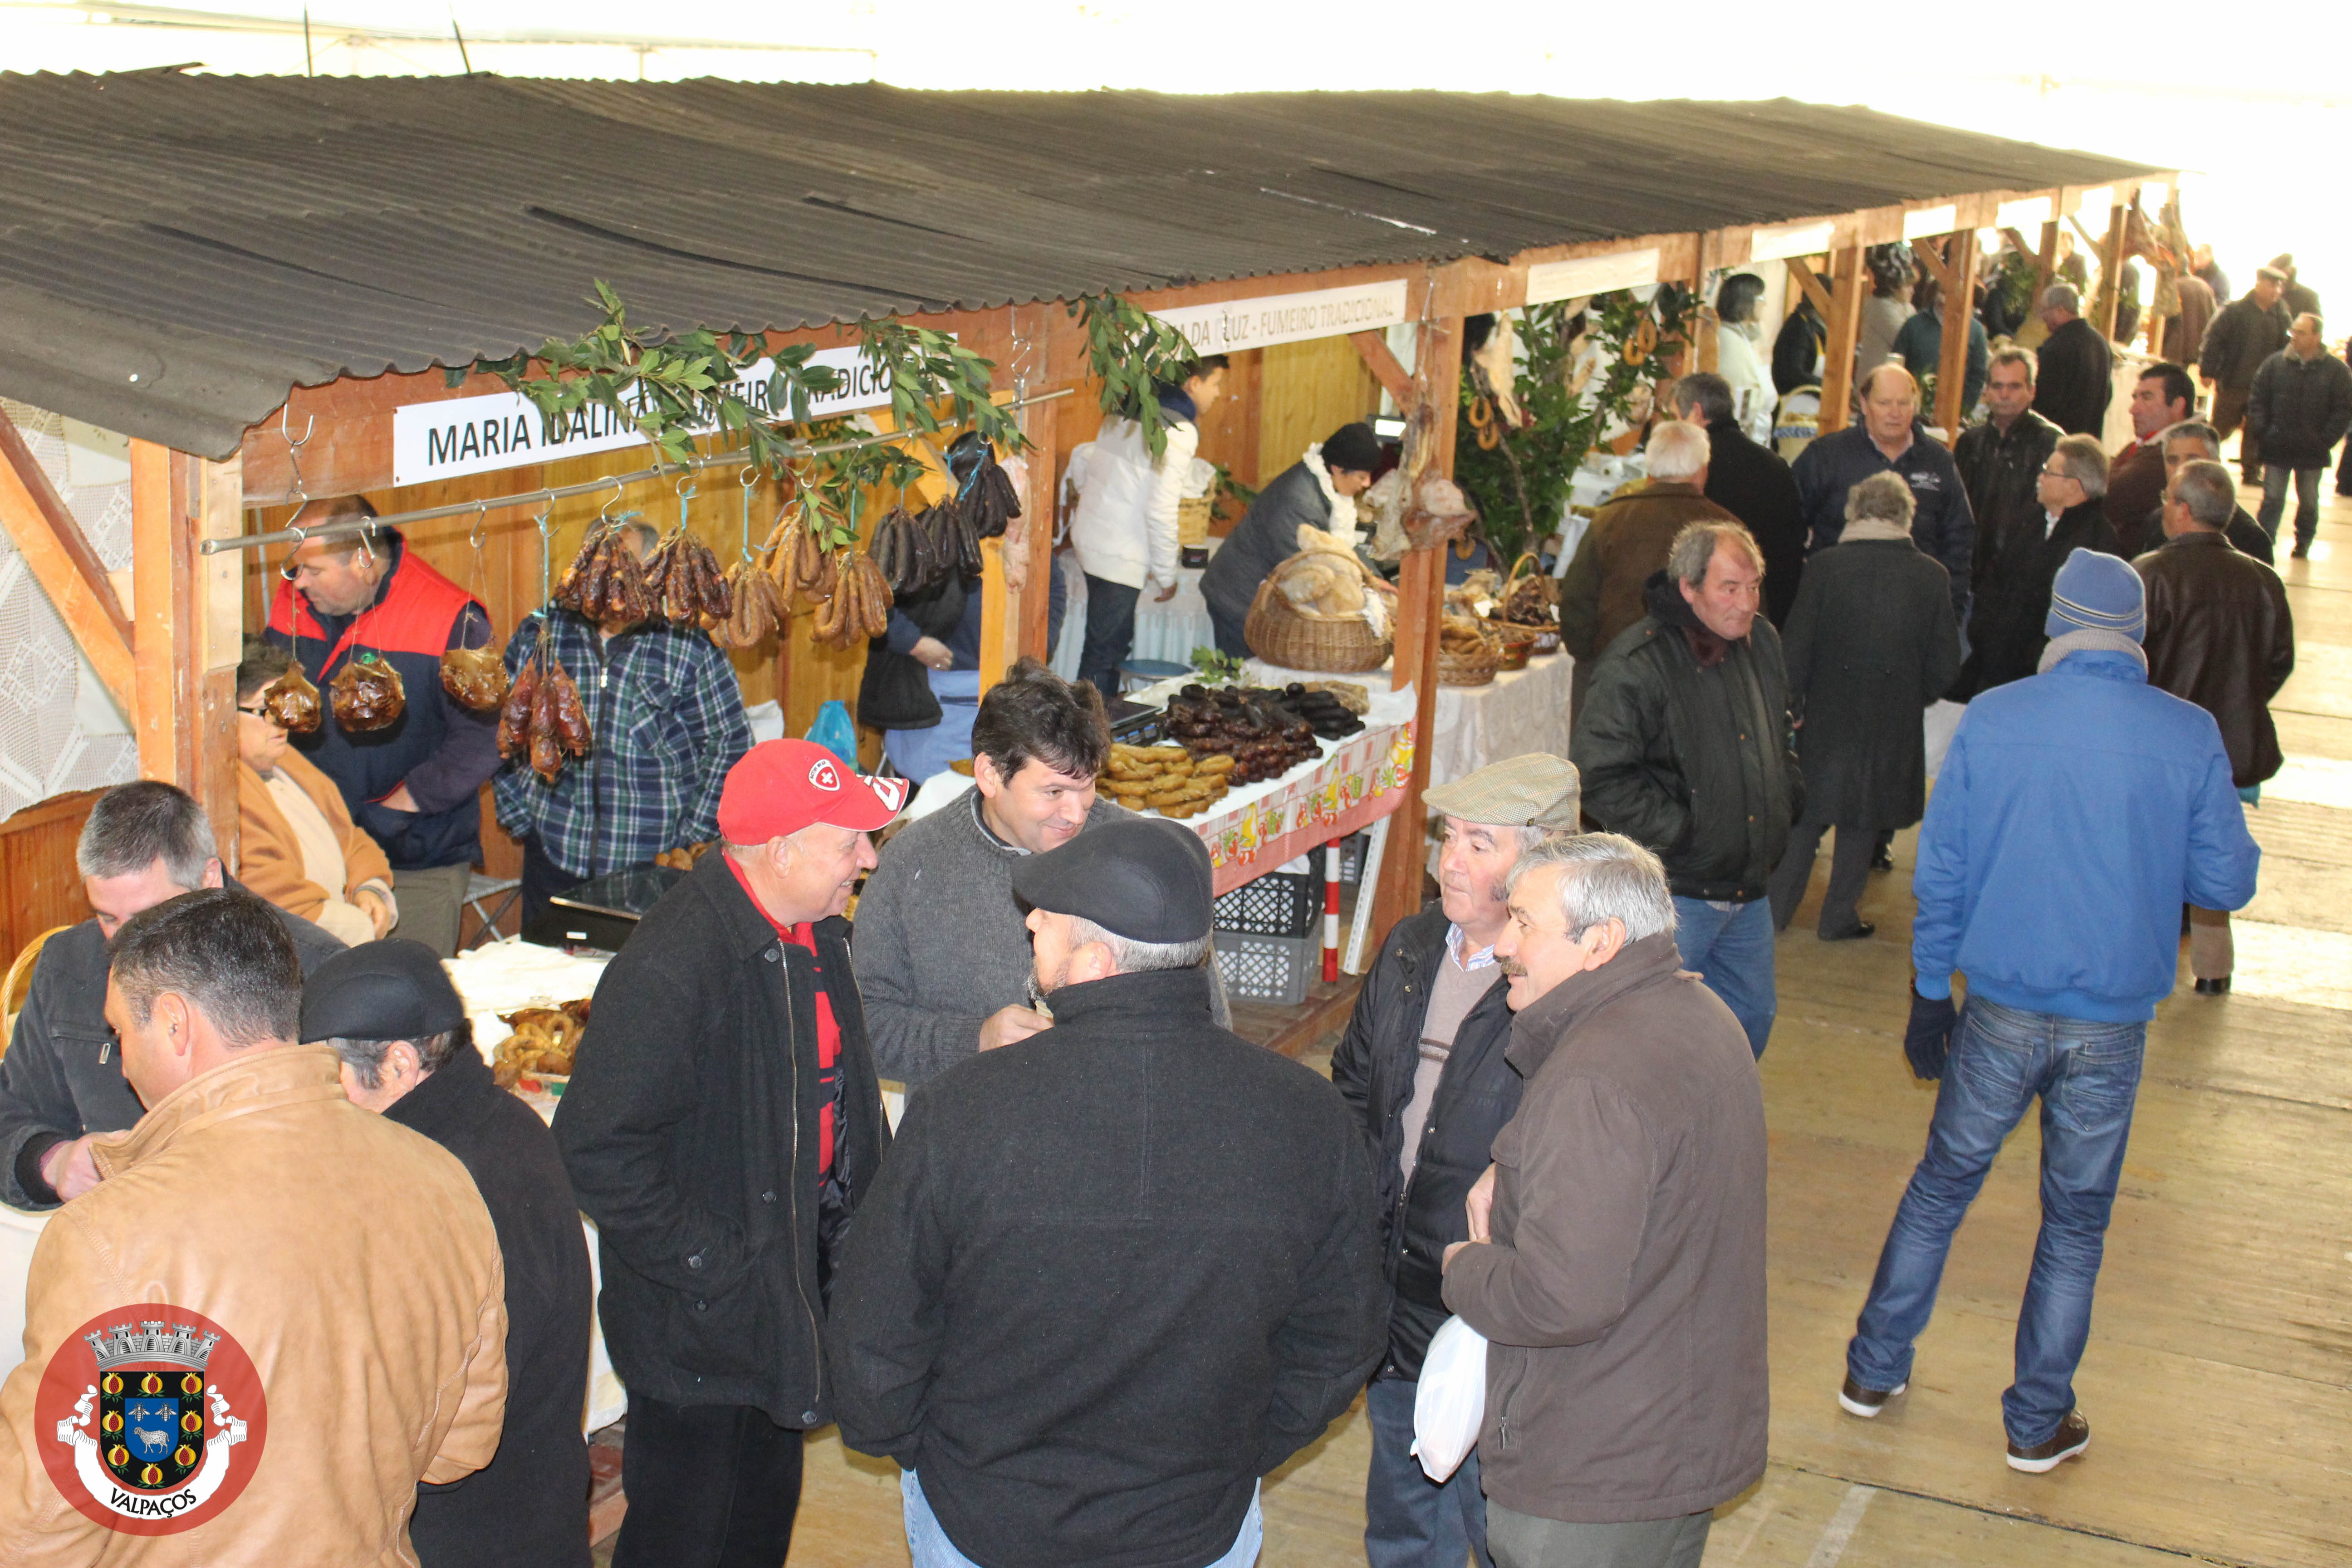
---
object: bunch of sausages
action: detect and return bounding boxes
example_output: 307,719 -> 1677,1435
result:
497,640 -> 593,784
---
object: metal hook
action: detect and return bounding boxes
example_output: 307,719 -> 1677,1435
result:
278,524 -> 308,581
353,519 -> 377,571
468,501 -> 489,553
675,474 -> 698,538
279,406 -> 315,505
534,492 -> 556,605
598,477 -> 625,527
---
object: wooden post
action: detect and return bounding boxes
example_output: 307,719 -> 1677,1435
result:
1016,391 -> 1061,662
1818,245 -> 1866,434
1911,231 -> 1974,440
1369,269 -> 1468,940
0,415 -> 136,716
2035,220 -> 2058,304
2097,201 -> 2128,341
128,442 -> 242,858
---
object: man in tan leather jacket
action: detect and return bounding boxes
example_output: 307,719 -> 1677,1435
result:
0,888 -> 508,1564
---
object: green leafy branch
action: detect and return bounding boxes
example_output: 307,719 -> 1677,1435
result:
859,321 -> 1026,455
1068,291 -> 1203,460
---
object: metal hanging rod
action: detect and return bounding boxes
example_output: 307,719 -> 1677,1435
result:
205,387 -> 1076,555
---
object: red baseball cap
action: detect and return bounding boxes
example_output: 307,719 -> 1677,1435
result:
716,740 -> 909,844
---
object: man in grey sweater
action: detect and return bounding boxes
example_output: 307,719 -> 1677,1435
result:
1442,833 -> 1767,1568
855,658 -> 1130,1087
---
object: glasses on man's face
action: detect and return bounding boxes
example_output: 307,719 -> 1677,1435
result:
2038,466 -> 2068,480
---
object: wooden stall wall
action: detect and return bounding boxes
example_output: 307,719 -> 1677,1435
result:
0,789 -> 98,971
1257,336 -> 1383,487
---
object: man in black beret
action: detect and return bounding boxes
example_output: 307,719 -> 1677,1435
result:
830,817 -> 1389,1568
303,941 -> 593,1568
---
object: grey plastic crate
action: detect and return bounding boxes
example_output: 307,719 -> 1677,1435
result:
1214,929 -> 1316,1006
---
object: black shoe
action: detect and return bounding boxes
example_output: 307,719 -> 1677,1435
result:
1870,845 -> 1895,872
1838,1372 -> 1906,1418
1822,922 -> 1876,941
2195,976 -> 2231,995
2007,1409 -> 2090,1473
2291,539 -> 2312,559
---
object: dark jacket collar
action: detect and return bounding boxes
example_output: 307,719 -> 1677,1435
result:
1642,570 -> 1743,666
1043,965 -> 1215,1031
383,1036 -> 500,1143
2159,528 -> 2234,553
686,848 -> 826,960
1504,932 -> 1686,1078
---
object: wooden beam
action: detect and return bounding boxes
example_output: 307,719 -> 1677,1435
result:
1818,245 -> 1866,434
2097,201 -> 2128,342
0,415 -> 137,715
1016,391 -> 1060,662
1348,330 -> 1415,407
130,442 -> 242,858
2034,220 -> 2058,304
1785,257 -> 1833,318
1369,268 -> 1469,941
1931,234 -> 1974,440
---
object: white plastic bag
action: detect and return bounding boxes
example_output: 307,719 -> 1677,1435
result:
1411,1314 -> 1489,1482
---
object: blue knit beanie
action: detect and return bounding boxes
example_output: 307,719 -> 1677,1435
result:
2044,548 -> 2146,642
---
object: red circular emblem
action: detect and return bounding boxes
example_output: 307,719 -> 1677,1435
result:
34,1306 -> 267,1535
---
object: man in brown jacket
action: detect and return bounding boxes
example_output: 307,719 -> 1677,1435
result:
1557,421 -> 1738,710
238,641 -> 397,945
1443,834 -> 1767,1568
0,888 -> 508,1565
2135,458 -> 2295,993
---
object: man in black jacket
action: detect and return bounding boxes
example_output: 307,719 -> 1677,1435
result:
831,816 -> 1386,1568
1793,365 -> 1974,622
2153,422 -> 2274,564
556,738 -> 903,1568
0,780 -> 342,1209
1960,435 -> 2121,697
1955,348 -> 2063,584
304,940 -> 593,1568
2029,284 -> 2114,437
1572,522 -> 1798,1058
1330,753 -> 1579,1568
2200,268 -> 2292,481
2246,313 -> 2352,558
1674,374 -> 1807,625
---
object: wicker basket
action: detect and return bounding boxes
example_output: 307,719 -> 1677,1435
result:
1244,563 -> 1395,674
1438,619 -> 1502,687
1178,494 -> 1214,549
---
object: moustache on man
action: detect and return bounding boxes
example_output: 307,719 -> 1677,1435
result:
1496,957 -> 1529,978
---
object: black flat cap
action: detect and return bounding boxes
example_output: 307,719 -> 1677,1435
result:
1012,817 -> 1213,944
300,939 -> 468,1044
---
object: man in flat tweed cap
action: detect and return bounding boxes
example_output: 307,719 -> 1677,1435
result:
1330,754 -> 1578,1568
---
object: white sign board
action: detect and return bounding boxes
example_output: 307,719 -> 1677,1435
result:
1749,220 -> 1837,263
1901,204 -> 1959,240
1525,249 -> 1659,305
1997,196 -> 2053,231
1152,279 -> 1409,357
391,345 -> 896,487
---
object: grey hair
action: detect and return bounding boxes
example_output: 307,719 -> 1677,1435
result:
326,1024 -> 471,1091
236,638 -> 294,703
1506,833 -> 1676,942
2050,434 -> 2110,499
1066,915 -> 1212,976
1646,420 -> 1711,482
1666,519 -> 1764,588
2039,282 -> 2081,315
2171,459 -> 2238,529
2295,311 -> 2325,336
1988,346 -> 2037,384
1845,471 -> 1916,528
78,780 -> 217,889
1858,362 -> 1919,403
108,888 -> 300,1048
2159,419 -> 2221,459
1671,372 -> 1735,425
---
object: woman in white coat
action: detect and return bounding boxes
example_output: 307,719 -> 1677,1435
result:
1713,274 -> 1775,446
1067,356 -> 1228,701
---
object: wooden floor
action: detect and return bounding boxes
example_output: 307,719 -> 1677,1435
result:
753,484 -> 2352,1568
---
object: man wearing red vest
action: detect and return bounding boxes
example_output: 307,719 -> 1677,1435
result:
266,495 -> 499,956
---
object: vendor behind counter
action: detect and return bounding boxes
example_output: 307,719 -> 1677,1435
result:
1200,422 -> 1383,659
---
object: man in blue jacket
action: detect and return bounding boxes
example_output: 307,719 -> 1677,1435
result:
1839,549 -> 2258,1475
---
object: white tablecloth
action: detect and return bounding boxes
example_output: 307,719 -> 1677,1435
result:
1240,652 -> 1574,789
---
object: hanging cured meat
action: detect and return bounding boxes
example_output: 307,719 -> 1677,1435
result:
440,645 -> 509,712
946,433 -> 1023,541
554,525 -> 652,630
644,532 -> 735,632
496,653 -> 540,760
259,663 -> 323,734
717,561 -> 784,648
498,632 -> 592,783
330,652 -> 405,732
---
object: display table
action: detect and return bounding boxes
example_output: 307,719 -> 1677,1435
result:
906,678 -> 1420,895
1241,651 -> 1574,789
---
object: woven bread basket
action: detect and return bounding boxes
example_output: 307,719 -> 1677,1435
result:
1244,549 -> 1396,673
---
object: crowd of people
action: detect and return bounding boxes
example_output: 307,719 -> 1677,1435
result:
0,248 -> 2318,1567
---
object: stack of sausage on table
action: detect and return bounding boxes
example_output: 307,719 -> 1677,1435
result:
1097,744 -> 1235,820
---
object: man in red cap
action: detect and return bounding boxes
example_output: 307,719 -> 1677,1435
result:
554,739 -> 906,1568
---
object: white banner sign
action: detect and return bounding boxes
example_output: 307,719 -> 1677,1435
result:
1152,280 -> 1409,357
1901,204 -> 1960,240
1525,249 -> 1659,305
391,346 -> 896,487
1996,196 -> 2053,231
1749,220 -> 1837,264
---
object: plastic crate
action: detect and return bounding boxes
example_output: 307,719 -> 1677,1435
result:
1213,870 -> 1318,937
1214,930 -> 1315,1007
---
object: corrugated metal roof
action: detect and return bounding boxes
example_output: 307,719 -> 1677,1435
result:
0,73 -> 2163,457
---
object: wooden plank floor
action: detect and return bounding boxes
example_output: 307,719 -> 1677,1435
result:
692,485 -> 2352,1568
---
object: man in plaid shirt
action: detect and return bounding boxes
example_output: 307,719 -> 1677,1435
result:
495,523 -> 754,925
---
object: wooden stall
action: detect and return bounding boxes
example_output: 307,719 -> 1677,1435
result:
0,75 -> 2171,955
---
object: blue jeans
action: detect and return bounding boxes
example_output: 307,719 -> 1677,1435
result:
1847,996 -> 2146,1446
1364,1376 -> 1494,1568
2257,464 -> 2323,544
1670,896 -> 1776,1058
1079,572 -> 1142,704
902,1468 -> 1262,1567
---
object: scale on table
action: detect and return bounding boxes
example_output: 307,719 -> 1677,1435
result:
523,864 -> 685,952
